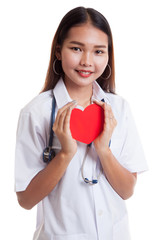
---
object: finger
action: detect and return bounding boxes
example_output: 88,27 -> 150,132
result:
103,103 -> 109,125
93,99 -> 106,108
103,104 -> 114,131
58,108 -> 68,132
93,99 -> 113,117
53,100 -> 76,131
106,104 -> 114,120
105,105 -> 117,129
63,106 -> 72,133
63,104 -> 76,133
57,102 -> 77,131
56,100 -> 76,120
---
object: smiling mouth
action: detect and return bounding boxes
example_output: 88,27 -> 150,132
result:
76,70 -> 93,77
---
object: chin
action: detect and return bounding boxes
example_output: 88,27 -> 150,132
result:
64,72 -> 98,88
74,79 -> 94,88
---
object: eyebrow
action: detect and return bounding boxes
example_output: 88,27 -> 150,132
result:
69,41 -> 107,48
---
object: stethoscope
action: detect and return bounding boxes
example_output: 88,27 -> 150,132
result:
43,96 -> 56,163
43,96 -> 111,185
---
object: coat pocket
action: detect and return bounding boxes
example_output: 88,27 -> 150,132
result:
113,214 -> 131,240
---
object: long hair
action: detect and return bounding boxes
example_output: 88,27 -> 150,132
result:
41,7 -> 115,93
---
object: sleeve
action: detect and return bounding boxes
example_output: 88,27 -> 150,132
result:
118,101 -> 148,173
14,111 -> 46,192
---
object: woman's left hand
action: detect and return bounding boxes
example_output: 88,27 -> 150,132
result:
93,100 -> 117,153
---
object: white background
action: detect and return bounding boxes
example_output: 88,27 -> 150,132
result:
0,0 -> 159,239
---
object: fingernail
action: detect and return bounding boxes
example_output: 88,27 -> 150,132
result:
92,98 -> 99,102
72,100 -> 78,106
71,100 -> 77,104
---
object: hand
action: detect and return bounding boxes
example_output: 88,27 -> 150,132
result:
53,100 -> 77,158
93,100 -> 117,153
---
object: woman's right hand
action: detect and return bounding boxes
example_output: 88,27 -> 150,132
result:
53,100 -> 77,158
17,100 -> 78,210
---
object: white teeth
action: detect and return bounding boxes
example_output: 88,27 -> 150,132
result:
78,71 -> 91,74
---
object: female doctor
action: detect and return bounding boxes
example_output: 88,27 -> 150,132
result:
15,7 -> 148,240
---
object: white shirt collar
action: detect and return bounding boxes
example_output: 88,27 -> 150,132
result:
53,78 -> 72,109
53,77 -> 110,109
92,80 -> 110,104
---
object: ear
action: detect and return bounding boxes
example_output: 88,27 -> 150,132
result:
55,45 -> 61,60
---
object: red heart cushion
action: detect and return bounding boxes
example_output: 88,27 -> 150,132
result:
70,104 -> 104,144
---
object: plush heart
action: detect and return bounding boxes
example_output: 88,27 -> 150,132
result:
70,104 -> 104,144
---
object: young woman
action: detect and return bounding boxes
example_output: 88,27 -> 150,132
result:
15,7 -> 148,240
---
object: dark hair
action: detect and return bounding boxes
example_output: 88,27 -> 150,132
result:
42,7 -> 115,93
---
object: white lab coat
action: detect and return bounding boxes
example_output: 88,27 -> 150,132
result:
15,78 -> 148,240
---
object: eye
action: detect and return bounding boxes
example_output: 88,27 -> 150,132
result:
71,47 -> 81,52
95,50 -> 104,54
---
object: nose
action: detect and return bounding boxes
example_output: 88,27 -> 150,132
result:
80,52 -> 92,67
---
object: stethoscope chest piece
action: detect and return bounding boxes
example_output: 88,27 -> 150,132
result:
43,147 -> 56,163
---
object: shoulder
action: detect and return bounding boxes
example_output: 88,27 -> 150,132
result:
105,93 -> 135,129
20,90 -> 53,117
105,93 -> 129,116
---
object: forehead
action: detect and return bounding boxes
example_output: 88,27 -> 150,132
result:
64,23 -> 108,46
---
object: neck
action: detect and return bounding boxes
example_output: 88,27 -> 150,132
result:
64,81 -> 93,108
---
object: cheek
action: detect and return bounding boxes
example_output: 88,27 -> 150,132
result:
95,57 -> 109,74
61,50 -> 79,70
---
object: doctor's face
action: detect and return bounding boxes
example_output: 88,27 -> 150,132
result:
57,23 -> 109,88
